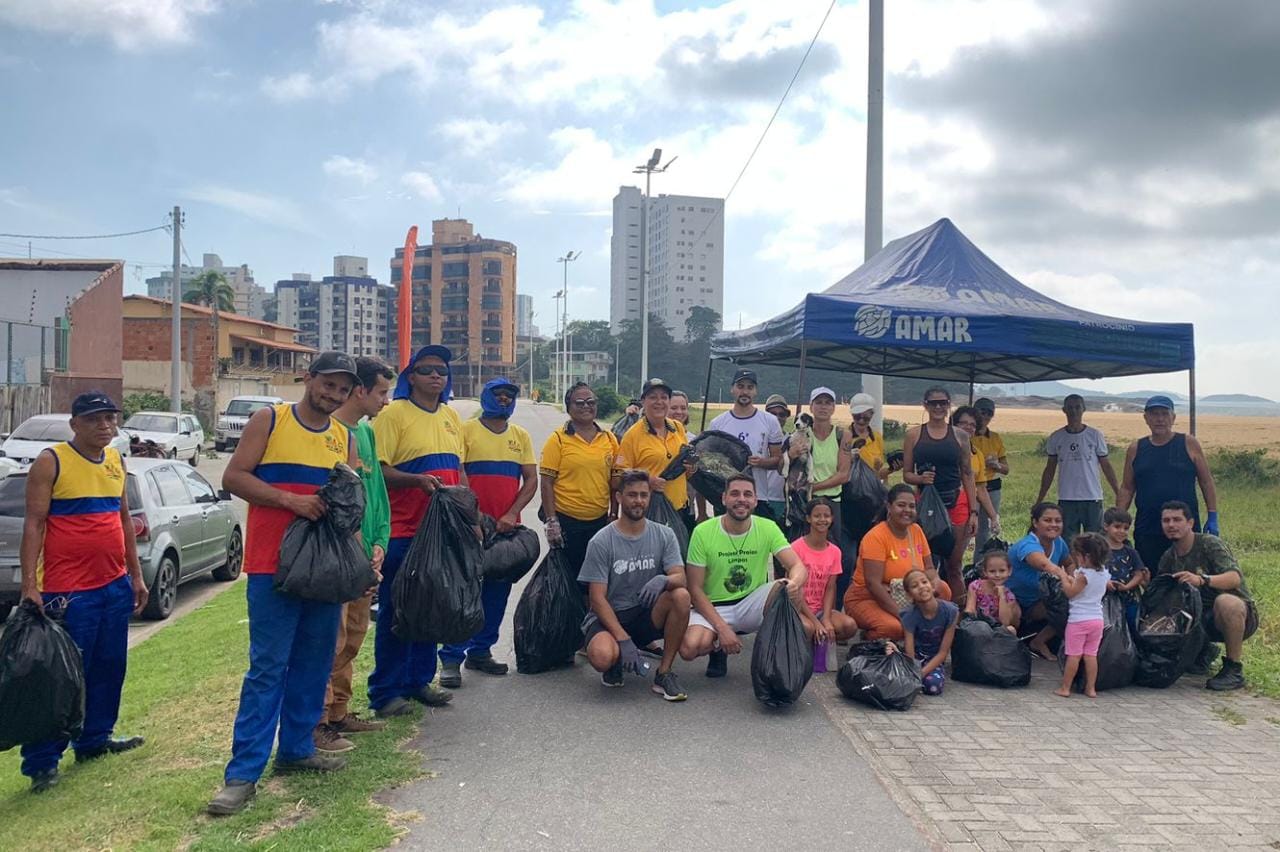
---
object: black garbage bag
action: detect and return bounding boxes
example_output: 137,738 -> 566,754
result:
0,601 -> 86,751
685,431 -> 753,512
1039,573 -> 1070,635
477,516 -> 541,584
514,549 -> 588,674
611,411 -> 640,440
836,639 -> 920,711
1056,593 -> 1136,692
646,492 -> 690,560
1134,575 -> 1204,689
751,590 -> 814,707
953,614 -> 1031,688
275,463 -> 377,604
659,443 -> 697,480
843,458 -> 887,516
916,486 -> 951,542
392,486 -> 484,644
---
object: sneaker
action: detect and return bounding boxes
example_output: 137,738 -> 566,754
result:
331,713 -> 386,734
374,697 -> 416,718
75,735 -> 145,762
652,669 -> 688,702
439,661 -> 462,689
30,769 -> 59,794
464,654 -> 509,676
1206,659 -> 1245,691
601,664 -> 624,687
274,753 -> 347,774
314,724 -> 355,754
706,649 -> 728,678
1188,642 -> 1221,676
414,683 -> 455,706
207,780 -> 257,816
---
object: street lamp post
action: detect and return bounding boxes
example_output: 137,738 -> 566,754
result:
552,289 -> 565,402
555,251 -> 580,403
632,148 -> 677,386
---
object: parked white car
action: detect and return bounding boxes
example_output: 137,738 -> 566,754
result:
122,411 -> 205,466
215,395 -> 282,451
0,413 -> 132,467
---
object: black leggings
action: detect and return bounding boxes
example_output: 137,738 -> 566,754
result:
557,513 -> 610,590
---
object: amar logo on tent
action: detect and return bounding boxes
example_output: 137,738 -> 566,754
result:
853,304 -> 973,343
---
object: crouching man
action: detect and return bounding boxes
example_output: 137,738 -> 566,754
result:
579,470 -> 691,701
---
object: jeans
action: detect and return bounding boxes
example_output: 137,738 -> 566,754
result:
975,485 -> 1003,550
21,575 -> 134,777
439,579 -> 513,664
225,575 -> 341,783
367,537 -> 439,710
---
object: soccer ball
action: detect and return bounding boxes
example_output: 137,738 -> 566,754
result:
854,305 -> 893,339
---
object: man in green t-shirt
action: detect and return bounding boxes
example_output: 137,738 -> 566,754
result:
318,356 -> 395,751
678,473 -> 807,678
1157,500 -> 1257,691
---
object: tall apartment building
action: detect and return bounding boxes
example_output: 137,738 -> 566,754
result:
389,218 -> 517,397
517,293 -> 536,338
146,253 -> 266,319
610,188 -> 724,341
274,257 -> 393,359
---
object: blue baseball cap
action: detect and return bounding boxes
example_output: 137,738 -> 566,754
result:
1144,395 -> 1175,411
71,391 -> 121,417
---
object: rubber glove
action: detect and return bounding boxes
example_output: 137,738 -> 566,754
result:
1204,511 -> 1220,537
638,574 -> 668,607
617,638 -> 645,675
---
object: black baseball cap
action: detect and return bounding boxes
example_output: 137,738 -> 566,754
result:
71,391 -> 121,417
974,397 -> 996,414
731,369 -> 758,386
641,377 -> 673,398
309,351 -> 358,380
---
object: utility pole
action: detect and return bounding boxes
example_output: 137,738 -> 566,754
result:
170,206 -> 182,414
633,148 -> 677,385
862,0 -> 886,431
556,251 -> 580,402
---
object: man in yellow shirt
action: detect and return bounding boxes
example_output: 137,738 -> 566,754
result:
616,378 -> 691,529
971,398 -> 1009,550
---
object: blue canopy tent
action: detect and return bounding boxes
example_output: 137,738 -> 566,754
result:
707,218 -> 1199,428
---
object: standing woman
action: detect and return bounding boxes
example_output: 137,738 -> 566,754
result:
902,387 -> 977,602
541,383 -> 620,585
801,388 -> 855,603
1006,502 -> 1071,660
971,398 -> 1009,551
951,406 -> 1001,544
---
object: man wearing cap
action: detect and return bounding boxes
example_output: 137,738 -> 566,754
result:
17,392 -> 148,793
438,377 -> 537,688
209,352 -> 360,815
970,398 -> 1009,550
708,370 -> 785,521
763,394 -> 793,528
616,378 -> 692,531
1036,394 -> 1120,535
1118,395 -> 1220,572
366,346 -> 464,715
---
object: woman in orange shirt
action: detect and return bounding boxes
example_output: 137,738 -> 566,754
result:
845,483 -> 953,641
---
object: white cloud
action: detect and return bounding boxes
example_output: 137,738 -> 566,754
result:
0,0 -> 217,51
401,171 -> 443,203
184,184 -> 306,231
439,118 -> 524,153
261,72 -> 322,102
323,155 -> 378,185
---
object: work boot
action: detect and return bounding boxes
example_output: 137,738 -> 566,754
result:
274,753 -> 347,774
1206,658 -> 1245,691
706,649 -> 728,678
414,683 -> 455,706
464,654 -> 509,676
75,735 -> 145,762
208,781 -> 256,816
1188,642 -> 1221,676
331,713 -> 386,734
313,724 -> 355,754
374,697 -> 416,719
439,661 -> 463,689
29,769 -> 59,794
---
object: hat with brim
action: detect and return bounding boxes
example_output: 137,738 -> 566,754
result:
1144,394 -> 1175,411
731,369 -> 758,386
309,350 -> 359,381
764,393 -> 789,413
809,386 -> 836,403
71,392 -> 121,418
849,392 -> 875,415
641,378 -> 673,398
974,397 -> 996,414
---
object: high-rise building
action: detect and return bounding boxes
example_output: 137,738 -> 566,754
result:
610,188 -> 724,340
145,252 -> 267,319
389,218 -> 517,397
274,258 -> 393,359
517,293 -> 536,338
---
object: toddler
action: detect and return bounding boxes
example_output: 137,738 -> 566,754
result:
964,550 -> 1020,632
1102,507 -> 1148,634
900,568 -> 959,696
1053,532 -> 1111,698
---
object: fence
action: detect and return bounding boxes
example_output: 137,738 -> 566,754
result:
0,319 -> 58,434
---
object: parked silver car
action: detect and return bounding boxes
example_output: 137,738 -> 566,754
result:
122,411 -> 205,466
0,413 -> 132,466
0,458 -> 242,621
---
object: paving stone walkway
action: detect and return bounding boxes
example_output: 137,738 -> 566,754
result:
814,657 -> 1280,851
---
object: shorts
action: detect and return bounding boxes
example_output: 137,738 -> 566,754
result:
947,488 -> 970,526
1202,592 -> 1259,643
1063,619 -> 1104,657
585,606 -> 664,647
1060,500 -> 1103,535
689,582 -> 776,635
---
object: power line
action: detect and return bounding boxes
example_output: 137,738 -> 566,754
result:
0,224 -> 169,240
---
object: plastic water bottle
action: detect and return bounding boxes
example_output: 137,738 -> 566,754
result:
814,639 -> 831,673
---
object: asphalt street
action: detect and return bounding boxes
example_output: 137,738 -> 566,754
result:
383,401 -> 929,851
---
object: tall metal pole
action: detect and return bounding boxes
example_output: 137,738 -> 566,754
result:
170,206 -> 182,414
640,170 -> 650,385
862,0 -> 885,432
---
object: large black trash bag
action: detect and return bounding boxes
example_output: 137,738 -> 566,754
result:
0,601 -> 86,750
659,443 -> 698,480
1134,575 -> 1204,689
275,463 -> 377,603
843,458 -> 887,516
1039,573 -> 1070,635
611,411 -> 640,440
916,486 -> 952,542
478,515 -> 542,584
685,431 -> 752,512
392,486 -> 484,644
751,590 -> 814,708
953,614 -> 1031,688
1056,593 -> 1136,692
514,549 -> 588,674
646,492 -> 690,560
836,639 -> 921,711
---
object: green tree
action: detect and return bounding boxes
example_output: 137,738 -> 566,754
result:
684,306 -> 722,344
183,270 -> 235,419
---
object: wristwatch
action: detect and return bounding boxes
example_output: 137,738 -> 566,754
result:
1200,575 -> 1210,589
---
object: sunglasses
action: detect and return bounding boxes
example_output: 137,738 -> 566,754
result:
571,398 -> 597,407
853,413 -> 872,421
413,365 -> 448,377
493,391 -> 515,400
925,399 -> 951,407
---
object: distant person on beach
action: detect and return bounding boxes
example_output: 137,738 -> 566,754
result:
1037,394 -> 1121,535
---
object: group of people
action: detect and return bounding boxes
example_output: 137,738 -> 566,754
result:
12,351 -> 1257,811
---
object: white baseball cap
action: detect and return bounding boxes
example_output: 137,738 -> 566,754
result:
849,393 -> 876,415
809,386 -> 837,403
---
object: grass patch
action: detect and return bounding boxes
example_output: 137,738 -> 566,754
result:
1211,704 -> 1247,726
0,588 -> 426,851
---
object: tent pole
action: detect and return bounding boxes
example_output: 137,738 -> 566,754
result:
795,340 -> 809,419
700,358 -> 714,431
1189,368 -> 1197,436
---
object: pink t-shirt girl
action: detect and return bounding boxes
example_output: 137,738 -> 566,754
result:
791,537 -> 843,615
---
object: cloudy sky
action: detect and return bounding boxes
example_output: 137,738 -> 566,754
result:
2,0 -> 1278,398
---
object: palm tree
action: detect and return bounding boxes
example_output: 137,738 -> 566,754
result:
184,270 -> 236,428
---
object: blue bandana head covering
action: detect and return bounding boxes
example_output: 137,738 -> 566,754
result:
394,345 -> 453,402
480,377 -> 519,419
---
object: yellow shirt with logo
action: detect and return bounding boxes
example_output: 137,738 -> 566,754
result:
617,417 -> 689,509
374,398 -> 465,538
43,443 -> 126,592
461,418 -> 535,520
971,431 -> 1006,485
540,423 -> 620,521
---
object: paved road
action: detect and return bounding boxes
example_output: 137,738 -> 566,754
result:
383,401 -> 929,851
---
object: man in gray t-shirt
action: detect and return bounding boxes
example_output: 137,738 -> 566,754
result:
578,470 -> 691,700
1036,394 -> 1121,534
